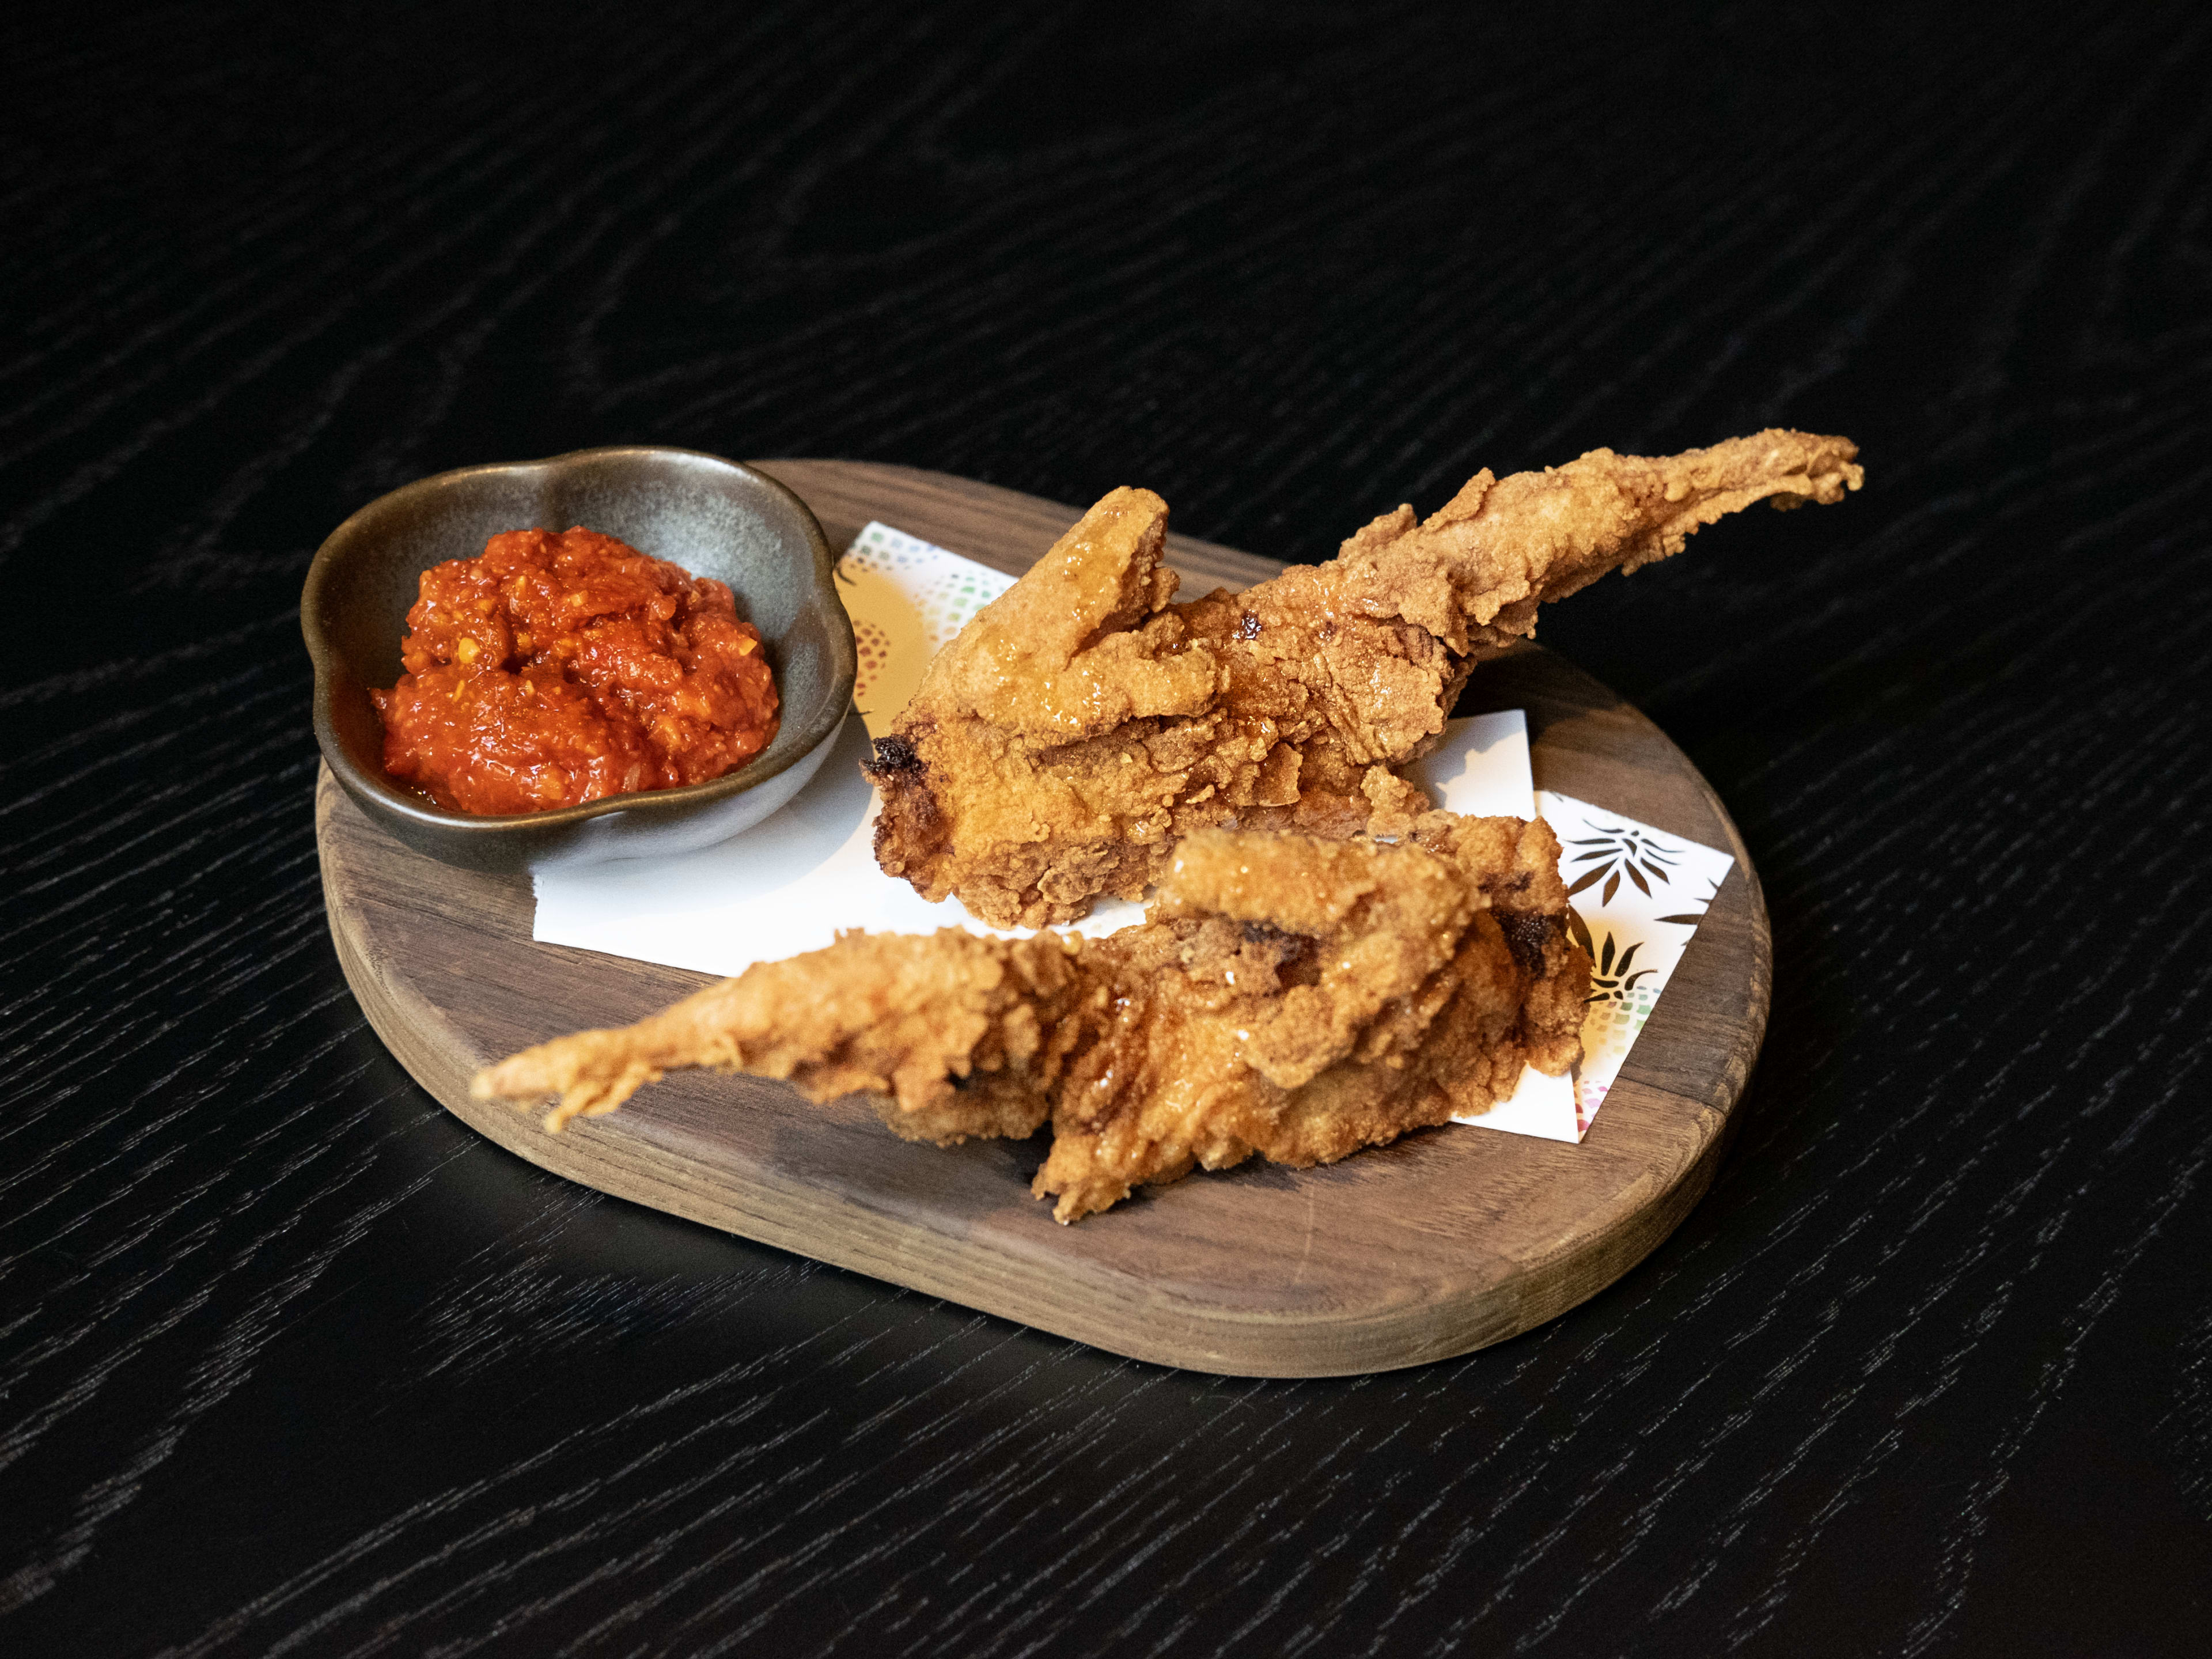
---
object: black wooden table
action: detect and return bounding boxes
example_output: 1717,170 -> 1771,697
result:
6,3 -> 2209,1653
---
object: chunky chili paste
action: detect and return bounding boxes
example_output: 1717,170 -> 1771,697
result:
372,527 -> 779,814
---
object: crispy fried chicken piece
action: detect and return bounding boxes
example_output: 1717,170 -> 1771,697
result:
472,931 -> 1088,1141
1039,812 -> 1588,1220
473,813 -> 1590,1222
864,429 -> 1861,926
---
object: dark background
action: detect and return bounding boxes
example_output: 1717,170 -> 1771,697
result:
6,1 -> 2210,1653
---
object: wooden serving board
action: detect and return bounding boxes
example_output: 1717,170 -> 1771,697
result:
318,460 -> 1771,1378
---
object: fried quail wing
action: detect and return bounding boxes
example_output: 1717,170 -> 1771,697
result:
1034,812 -> 1587,1221
864,429 -> 1861,926
473,812 -> 1589,1222
472,930 -> 1088,1143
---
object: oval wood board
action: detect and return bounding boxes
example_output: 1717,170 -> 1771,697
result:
317,459 -> 1771,1378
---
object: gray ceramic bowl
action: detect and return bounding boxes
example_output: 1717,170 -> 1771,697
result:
303,446 -> 857,872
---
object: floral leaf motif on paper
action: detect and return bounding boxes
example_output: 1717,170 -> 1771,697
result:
1655,874 -> 1726,927
1572,909 -> 1657,1006
1562,823 -> 1681,908
1532,789 -> 1738,1143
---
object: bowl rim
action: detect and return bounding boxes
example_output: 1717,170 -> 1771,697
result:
302,444 -> 858,840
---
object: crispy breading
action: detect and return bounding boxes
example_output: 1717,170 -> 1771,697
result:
864,430 -> 1861,926
473,814 -> 1590,1221
1036,813 -> 1586,1221
472,930 -> 1087,1142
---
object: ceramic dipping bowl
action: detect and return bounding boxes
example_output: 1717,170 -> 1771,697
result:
303,446 -> 857,872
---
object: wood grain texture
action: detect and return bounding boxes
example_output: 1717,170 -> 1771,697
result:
7,2 -> 2212,1654
317,461 -> 1771,1377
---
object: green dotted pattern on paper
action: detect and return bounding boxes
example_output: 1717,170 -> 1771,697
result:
1580,985 -> 1655,1078
1599,986 -> 1656,1041
846,522 -> 1015,652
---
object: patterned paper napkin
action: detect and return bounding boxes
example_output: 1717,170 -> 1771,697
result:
532,524 -> 1737,1144
840,522 -> 1010,741
1544,793 -> 1737,1134
1454,791 -> 1736,1142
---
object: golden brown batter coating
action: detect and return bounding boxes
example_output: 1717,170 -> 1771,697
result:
1036,813 -> 1587,1221
864,430 -> 1861,927
472,930 -> 1087,1143
474,813 -> 1590,1221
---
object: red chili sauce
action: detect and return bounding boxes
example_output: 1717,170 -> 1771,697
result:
372,527 -> 779,815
